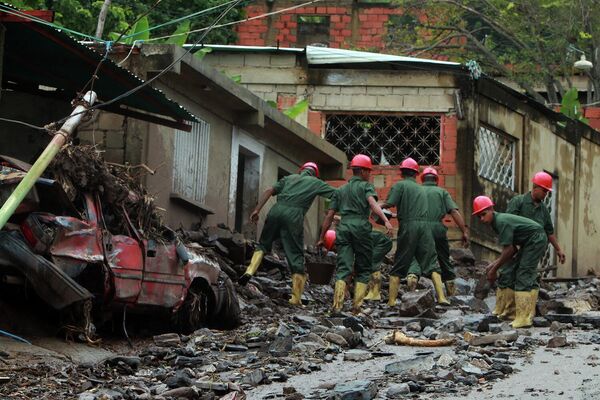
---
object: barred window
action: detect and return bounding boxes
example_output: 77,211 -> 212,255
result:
477,126 -> 516,190
172,120 -> 211,204
325,114 -> 441,166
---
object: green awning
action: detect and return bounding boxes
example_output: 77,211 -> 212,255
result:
2,20 -> 198,128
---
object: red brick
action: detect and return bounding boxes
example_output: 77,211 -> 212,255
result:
367,14 -> 379,21
287,21 -> 297,28
334,22 -> 346,30
342,15 -> 352,22
585,107 -> 600,118
307,110 -> 323,135
441,149 -> 456,163
359,14 -> 368,21
326,7 -> 337,13
329,42 -> 340,48
277,94 -> 297,110
443,140 -> 457,151
280,14 -> 292,21
378,15 -> 388,22
440,163 -> 457,175
316,6 -> 327,13
286,35 -> 297,42
341,29 -> 352,36
331,14 -> 341,22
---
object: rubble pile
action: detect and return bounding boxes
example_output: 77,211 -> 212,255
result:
2,234 -> 600,399
49,145 -> 163,236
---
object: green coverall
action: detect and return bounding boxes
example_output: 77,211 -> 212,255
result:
497,192 -> 554,289
257,170 -> 335,274
330,176 -> 377,284
371,230 -> 393,272
386,177 -> 439,278
492,212 -> 548,291
407,181 -> 459,280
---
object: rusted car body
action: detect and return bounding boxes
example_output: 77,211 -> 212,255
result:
0,156 -> 239,333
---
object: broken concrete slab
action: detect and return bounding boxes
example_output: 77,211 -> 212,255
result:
333,380 -> 378,400
398,290 -> 435,317
464,330 -> 518,346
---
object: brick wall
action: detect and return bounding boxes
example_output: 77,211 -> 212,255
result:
236,2 -> 402,50
323,113 -> 460,228
584,107 -> 600,131
77,112 -> 127,164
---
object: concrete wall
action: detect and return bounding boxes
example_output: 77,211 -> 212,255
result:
577,136 -> 600,275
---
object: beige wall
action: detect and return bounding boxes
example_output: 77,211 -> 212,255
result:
577,136 -> 600,275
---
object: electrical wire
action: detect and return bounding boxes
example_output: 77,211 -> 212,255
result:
144,0 -> 325,43
0,4 -> 104,42
51,0 -> 245,127
120,0 -> 242,40
0,117 -> 47,131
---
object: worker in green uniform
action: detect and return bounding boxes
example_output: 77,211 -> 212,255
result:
494,171 -> 566,321
363,229 -> 393,301
405,167 -> 469,295
473,195 -> 548,328
381,158 -> 449,306
318,154 -> 392,314
239,162 -> 335,307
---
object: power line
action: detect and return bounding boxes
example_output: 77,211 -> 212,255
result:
0,117 -> 47,131
144,0 -> 325,43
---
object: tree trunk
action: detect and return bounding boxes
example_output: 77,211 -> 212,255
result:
95,0 -> 112,40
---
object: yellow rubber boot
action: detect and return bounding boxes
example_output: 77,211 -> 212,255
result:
406,274 -> 419,292
492,288 -> 505,316
364,272 -> 382,301
289,273 -> 307,306
432,272 -> 450,305
528,288 -> 539,320
445,280 -> 456,297
332,280 -> 346,313
499,288 -> 516,320
352,282 -> 369,314
387,276 -> 401,306
511,291 -> 534,328
238,250 -> 264,285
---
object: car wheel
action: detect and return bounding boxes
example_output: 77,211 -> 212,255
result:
215,273 -> 241,329
174,280 -> 209,333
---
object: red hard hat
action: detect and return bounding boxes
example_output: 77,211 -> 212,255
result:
349,154 -> 373,170
323,229 -> 336,251
300,162 -> 319,177
472,195 -> 495,215
400,157 -> 419,172
532,171 -> 552,191
421,166 -> 438,181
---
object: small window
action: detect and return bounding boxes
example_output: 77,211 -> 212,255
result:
325,114 -> 441,166
477,125 -> 516,190
172,120 -> 211,204
297,15 -> 330,47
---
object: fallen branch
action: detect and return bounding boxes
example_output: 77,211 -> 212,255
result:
384,330 -> 454,347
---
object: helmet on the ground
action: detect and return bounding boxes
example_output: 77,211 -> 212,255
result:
323,230 -> 336,250
300,162 -> 319,177
399,157 -> 419,172
532,171 -> 553,191
421,166 -> 439,181
472,195 -> 495,215
349,154 -> 373,170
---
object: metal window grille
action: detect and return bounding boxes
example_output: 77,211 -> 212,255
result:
172,119 -> 211,204
539,175 -> 558,276
324,114 -> 441,165
477,126 -> 516,190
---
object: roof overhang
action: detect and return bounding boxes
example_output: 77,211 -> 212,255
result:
0,8 -> 197,131
141,44 -> 347,179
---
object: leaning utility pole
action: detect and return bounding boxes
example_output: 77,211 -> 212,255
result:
0,91 -> 97,230
95,0 -> 112,39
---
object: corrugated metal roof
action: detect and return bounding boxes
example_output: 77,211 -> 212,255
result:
305,45 -> 460,66
1,8 -> 197,125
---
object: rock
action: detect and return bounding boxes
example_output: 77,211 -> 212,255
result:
161,387 -> 199,399
293,315 -> 319,327
242,369 -> 265,386
450,248 -> 475,265
153,333 -> 181,347
436,369 -> 454,380
224,344 -> 248,352
195,381 -> 229,392
276,322 -> 292,337
452,295 -> 490,313
385,355 -> 435,374
461,362 -> 485,377
79,389 -> 124,400
334,380 -> 378,400
270,336 -> 293,357
439,318 -> 464,333
165,370 -> 194,388
325,332 -> 349,347
464,330 -> 518,346
293,341 -> 325,353
453,277 -> 477,295
386,383 -> 410,397
549,321 -> 567,332
406,321 -> 422,332
491,362 -> 513,374
436,353 -> 455,368
174,356 -> 205,367
532,317 -> 551,327
298,333 -> 327,347
343,316 -> 366,334
421,326 -> 437,339
399,291 -> 435,317
344,349 -> 373,362
547,336 -> 568,348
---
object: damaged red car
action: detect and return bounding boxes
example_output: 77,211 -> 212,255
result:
0,155 -> 240,336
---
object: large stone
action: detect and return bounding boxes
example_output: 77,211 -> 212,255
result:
325,332 -> 349,347
242,369 -> 265,386
153,333 -> 181,347
453,277 -> 477,295
269,336 -> 293,357
161,387 -> 199,399
547,336 -> 568,348
333,380 -> 378,400
464,330 -> 518,346
436,353 -> 455,368
293,341 -> 325,353
450,248 -> 475,265
452,295 -> 490,313
399,291 -> 435,317
385,355 -> 435,375
386,383 -> 410,397
344,349 -> 373,362
298,333 -> 327,347
461,362 -> 485,377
